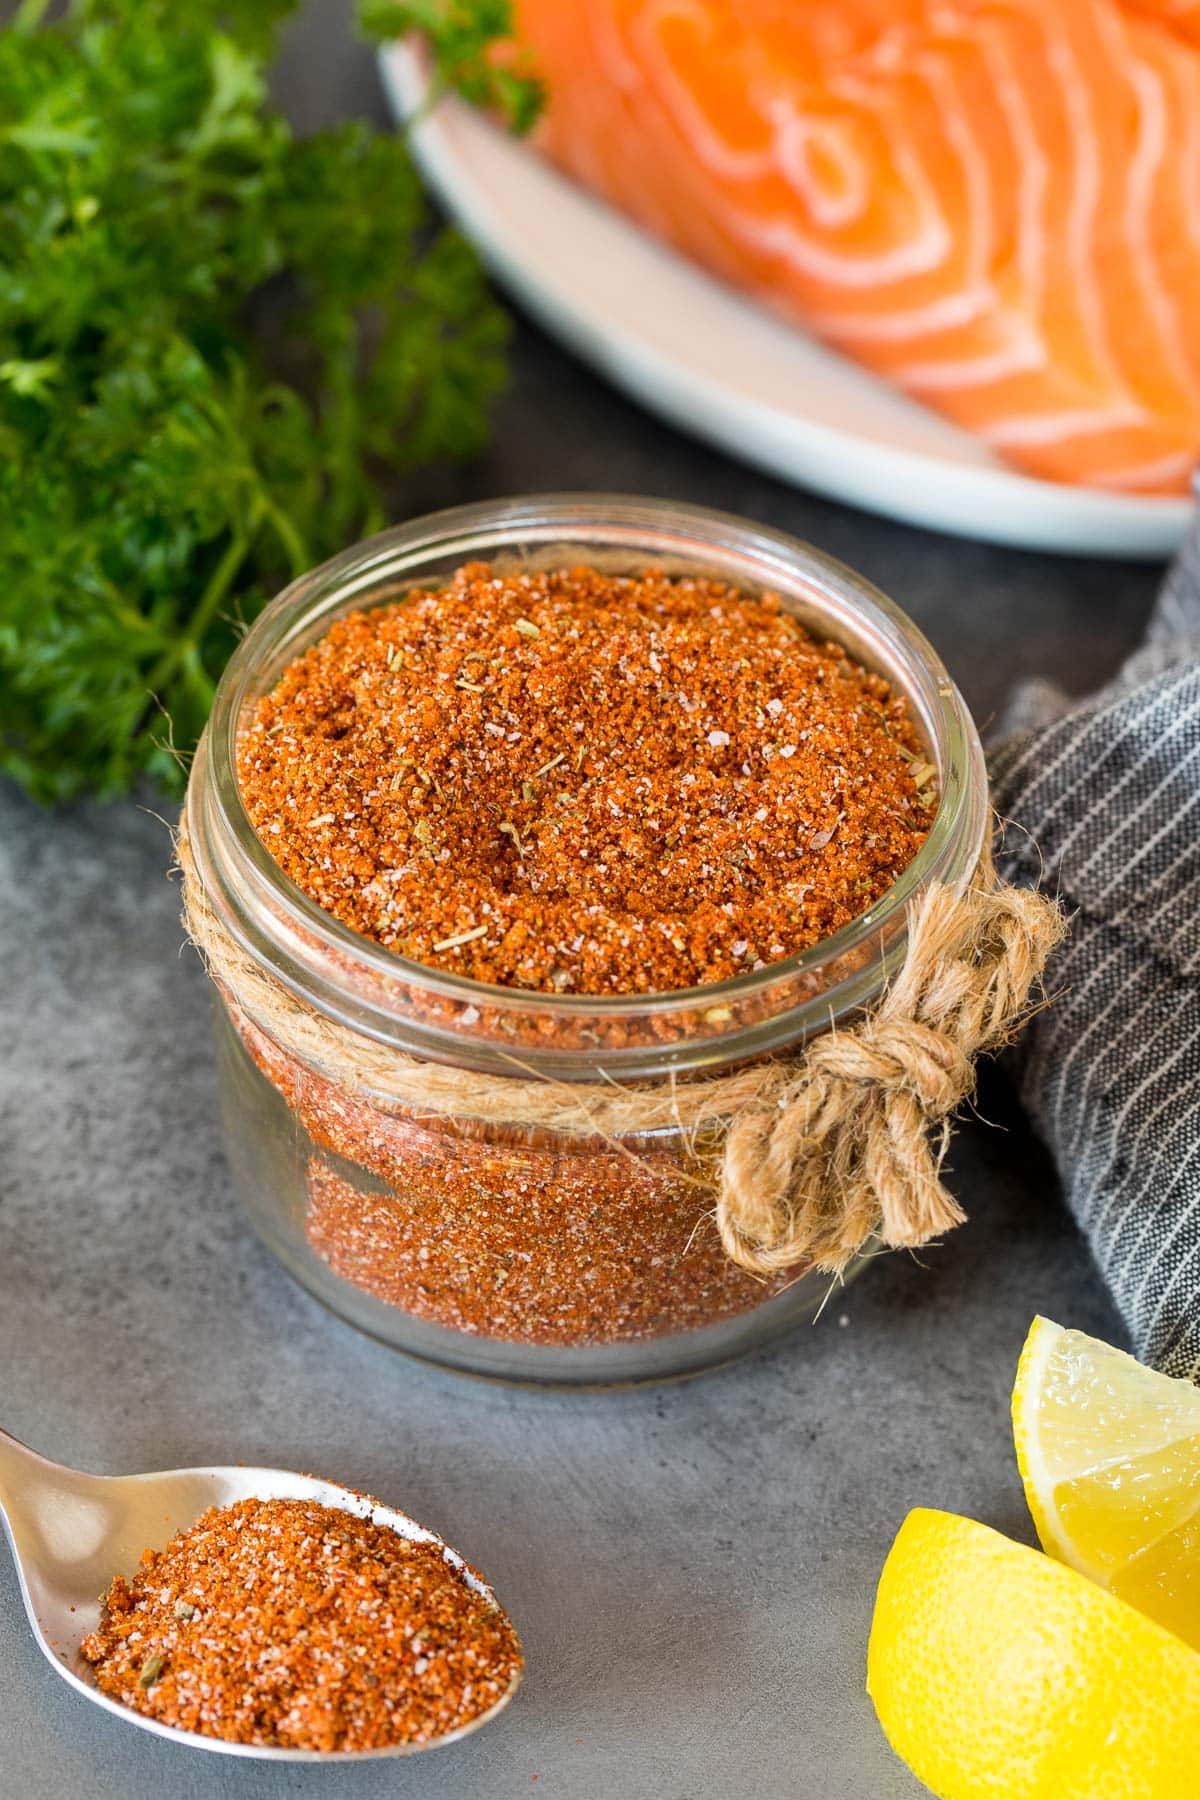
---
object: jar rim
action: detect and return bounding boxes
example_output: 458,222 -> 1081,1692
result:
188,495 -> 988,1079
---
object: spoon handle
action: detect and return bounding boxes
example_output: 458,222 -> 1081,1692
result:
0,1425 -> 40,1504
0,1427 -> 78,1521
0,1426 -> 126,1621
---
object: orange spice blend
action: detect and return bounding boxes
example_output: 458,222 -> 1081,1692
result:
81,1497 -> 521,1752
228,562 -> 934,1347
237,563 -> 933,996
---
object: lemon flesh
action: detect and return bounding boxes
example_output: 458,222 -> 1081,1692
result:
868,1508 -> 1200,1800
1013,1315 -> 1200,1650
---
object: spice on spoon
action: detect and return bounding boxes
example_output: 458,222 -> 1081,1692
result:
80,1497 -> 522,1752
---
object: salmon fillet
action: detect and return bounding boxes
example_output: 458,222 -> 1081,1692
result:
515,0 -> 1200,492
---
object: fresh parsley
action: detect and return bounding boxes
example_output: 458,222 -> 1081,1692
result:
0,0 -> 540,802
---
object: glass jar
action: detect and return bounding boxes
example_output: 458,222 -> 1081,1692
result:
186,496 -> 987,1384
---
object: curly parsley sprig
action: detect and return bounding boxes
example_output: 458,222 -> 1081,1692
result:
0,0 -> 539,802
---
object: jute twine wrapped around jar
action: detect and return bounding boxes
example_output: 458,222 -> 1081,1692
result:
177,820 -> 1064,1276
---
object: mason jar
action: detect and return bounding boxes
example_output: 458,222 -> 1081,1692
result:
184,496 -> 987,1384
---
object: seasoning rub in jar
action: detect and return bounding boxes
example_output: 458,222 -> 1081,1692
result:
237,564 -> 932,995
184,499 -> 988,1382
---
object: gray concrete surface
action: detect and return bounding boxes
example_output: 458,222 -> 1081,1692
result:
0,4 -> 1162,1797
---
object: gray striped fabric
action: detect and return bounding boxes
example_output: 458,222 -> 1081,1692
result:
990,514 -> 1200,1376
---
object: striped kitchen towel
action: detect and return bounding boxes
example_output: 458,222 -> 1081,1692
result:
991,513 -> 1200,1377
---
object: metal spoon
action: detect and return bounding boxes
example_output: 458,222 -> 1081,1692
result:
0,1425 -> 521,1761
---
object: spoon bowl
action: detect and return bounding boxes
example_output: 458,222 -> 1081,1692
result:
0,1427 -> 521,1760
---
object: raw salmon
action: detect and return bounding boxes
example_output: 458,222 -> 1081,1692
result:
515,0 -> 1200,492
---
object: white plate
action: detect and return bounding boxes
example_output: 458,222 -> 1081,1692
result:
381,44 -> 1191,560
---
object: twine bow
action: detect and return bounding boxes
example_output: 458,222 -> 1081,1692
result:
717,853 -> 1064,1272
178,819 -> 1064,1278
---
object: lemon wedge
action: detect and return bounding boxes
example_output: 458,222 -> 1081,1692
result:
1013,1315 -> 1200,1650
868,1508 -> 1200,1800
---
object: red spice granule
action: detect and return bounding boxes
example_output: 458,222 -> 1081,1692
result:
237,563 -> 932,996
227,1011 -> 787,1346
304,1142 -> 779,1345
80,1497 -> 522,1752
